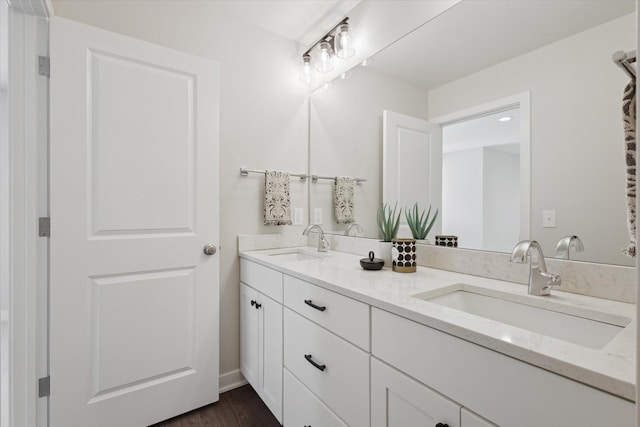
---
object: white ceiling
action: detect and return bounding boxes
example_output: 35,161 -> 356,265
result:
371,0 -> 635,90
442,108 -> 520,154
209,0 -> 361,46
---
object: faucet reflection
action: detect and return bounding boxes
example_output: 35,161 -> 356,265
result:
344,223 -> 364,236
510,240 -> 561,296
554,235 -> 584,259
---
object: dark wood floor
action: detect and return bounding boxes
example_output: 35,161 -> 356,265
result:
151,385 -> 281,427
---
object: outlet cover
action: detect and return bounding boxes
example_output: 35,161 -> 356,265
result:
314,208 -> 323,225
542,210 -> 556,228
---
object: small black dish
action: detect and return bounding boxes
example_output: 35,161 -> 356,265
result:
360,251 -> 385,270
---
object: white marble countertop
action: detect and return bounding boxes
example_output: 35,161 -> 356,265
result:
239,247 -> 636,401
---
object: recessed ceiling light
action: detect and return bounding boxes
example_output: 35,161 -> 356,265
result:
498,116 -> 512,122
360,57 -> 374,67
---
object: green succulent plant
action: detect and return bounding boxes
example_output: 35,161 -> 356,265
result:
405,202 -> 438,240
377,202 -> 401,242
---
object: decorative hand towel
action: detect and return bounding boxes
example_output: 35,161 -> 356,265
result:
264,170 -> 292,226
623,80 -> 636,257
334,177 -> 355,224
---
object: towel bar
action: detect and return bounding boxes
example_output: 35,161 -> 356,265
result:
240,167 -> 308,181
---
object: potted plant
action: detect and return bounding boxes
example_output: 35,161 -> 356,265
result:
405,202 -> 438,243
377,202 -> 401,242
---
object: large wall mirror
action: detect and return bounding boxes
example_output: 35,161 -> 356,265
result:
309,0 -> 636,266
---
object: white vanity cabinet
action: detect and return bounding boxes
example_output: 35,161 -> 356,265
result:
283,275 -> 370,427
372,307 -> 634,427
240,260 -> 283,422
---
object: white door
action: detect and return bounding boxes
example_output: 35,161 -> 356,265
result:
383,110 -> 442,239
49,17 -> 220,427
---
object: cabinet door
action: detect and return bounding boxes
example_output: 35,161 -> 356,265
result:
240,283 -> 259,387
461,408 -> 496,427
371,358 -> 460,427
258,293 -> 283,422
284,369 -> 347,427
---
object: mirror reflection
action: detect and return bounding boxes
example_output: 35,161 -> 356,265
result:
309,0 -> 635,266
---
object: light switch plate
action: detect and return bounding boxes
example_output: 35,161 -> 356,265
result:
294,208 -> 303,225
542,210 -> 556,228
314,208 -> 323,225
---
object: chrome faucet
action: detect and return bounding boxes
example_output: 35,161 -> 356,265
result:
554,235 -> 584,259
303,224 -> 330,252
344,223 -> 364,236
510,240 -> 561,296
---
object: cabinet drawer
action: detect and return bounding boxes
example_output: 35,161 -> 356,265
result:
284,308 -> 369,427
284,275 -> 370,350
372,308 -> 634,427
240,258 -> 283,303
284,369 -> 347,427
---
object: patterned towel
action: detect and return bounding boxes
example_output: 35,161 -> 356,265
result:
264,171 -> 292,226
623,80 -> 636,257
334,177 -> 355,224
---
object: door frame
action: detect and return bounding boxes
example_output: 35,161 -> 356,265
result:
1,1 -> 52,426
430,91 -> 531,244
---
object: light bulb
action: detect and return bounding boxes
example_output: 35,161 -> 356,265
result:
334,23 -> 355,59
300,55 -> 315,85
314,41 -> 335,73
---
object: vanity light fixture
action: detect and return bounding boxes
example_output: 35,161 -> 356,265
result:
301,17 -> 354,84
498,116 -> 512,122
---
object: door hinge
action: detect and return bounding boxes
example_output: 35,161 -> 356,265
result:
38,217 -> 50,237
38,376 -> 50,398
38,56 -> 50,78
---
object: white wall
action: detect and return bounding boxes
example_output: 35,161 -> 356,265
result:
429,13 -> 635,266
51,0 -> 309,385
310,65 -> 428,238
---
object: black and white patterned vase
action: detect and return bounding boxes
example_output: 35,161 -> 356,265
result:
435,235 -> 458,247
391,238 -> 417,273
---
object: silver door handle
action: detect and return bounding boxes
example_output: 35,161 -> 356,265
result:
203,244 -> 217,256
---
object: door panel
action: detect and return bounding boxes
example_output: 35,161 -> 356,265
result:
89,50 -> 195,235
50,17 -> 219,427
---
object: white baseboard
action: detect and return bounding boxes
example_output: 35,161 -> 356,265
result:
219,369 -> 248,393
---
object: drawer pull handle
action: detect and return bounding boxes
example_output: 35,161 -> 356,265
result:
250,300 -> 256,306
255,302 -> 262,309
304,299 -> 326,312
435,423 -> 449,427
304,354 -> 326,371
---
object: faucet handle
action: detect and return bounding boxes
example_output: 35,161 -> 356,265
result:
319,234 -> 331,252
541,271 -> 562,290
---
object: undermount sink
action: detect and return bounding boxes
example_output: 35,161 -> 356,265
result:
268,248 -> 330,261
413,284 -> 631,349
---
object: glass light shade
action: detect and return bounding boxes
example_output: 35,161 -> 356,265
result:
334,23 -> 355,59
314,41 -> 334,73
300,56 -> 315,85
